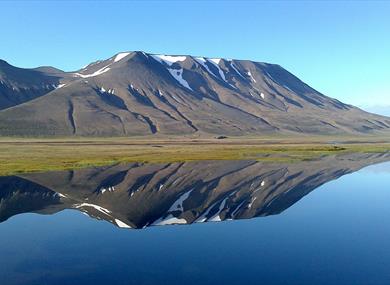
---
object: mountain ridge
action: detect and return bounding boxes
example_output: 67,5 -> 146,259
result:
0,51 -> 389,136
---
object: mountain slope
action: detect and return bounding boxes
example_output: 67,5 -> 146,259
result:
0,60 -> 75,111
0,51 -> 389,136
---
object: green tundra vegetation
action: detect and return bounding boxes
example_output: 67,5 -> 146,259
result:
0,135 -> 389,176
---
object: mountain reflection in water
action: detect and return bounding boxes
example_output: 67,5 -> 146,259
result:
1,152 -> 389,229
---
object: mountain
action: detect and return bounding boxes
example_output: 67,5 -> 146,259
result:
1,152 -> 389,228
0,51 -> 389,136
0,59 -> 74,110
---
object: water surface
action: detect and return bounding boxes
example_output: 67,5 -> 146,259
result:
1,152 -> 390,285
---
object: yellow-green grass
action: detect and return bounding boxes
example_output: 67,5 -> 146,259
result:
0,136 -> 389,176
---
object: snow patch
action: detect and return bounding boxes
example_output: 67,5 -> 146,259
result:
171,95 -> 181,103
260,92 -> 265,99
100,186 -> 115,194
114,52 -> 130,62
194,57 -> 236,89
152,214 -> 187,226
74,203 -> 112,215
98,87 -> 114,95
207,58 -> 227,82
56,83 -> 66,89
231,201 -> 245,217
230,62 -> 246,79
248,197 -> 257,209
167,68 -> 193,91
195,201 -> 219,223
195,197 -> 229,223
208,197 -> 228,222
168,189 -> 193,212
74,65 -> 111,78
56,192 -> 67,198
115,219 -> 132,228
194,57 -> 215,76
247,71 -> 257,83
151,54 -> 187,66
209,58 -> 221,65
208,215 -> 221,222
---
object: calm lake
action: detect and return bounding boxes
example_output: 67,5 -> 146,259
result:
1,152 -> 390,285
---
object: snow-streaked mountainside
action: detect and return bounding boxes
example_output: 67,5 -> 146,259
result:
1,153 -> 389,228
0,51 -> 389,136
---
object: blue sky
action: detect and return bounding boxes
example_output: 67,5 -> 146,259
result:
1,1 -> 389,114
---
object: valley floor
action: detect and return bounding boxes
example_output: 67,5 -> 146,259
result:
0,135 -> 389,176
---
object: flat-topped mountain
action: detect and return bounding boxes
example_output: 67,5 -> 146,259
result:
0,51 -> 389,136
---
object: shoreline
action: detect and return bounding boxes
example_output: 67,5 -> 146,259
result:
0,137 -> 389,176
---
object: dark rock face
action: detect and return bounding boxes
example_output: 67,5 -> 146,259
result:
0,52 -> 389,136
1,152 -> 389,228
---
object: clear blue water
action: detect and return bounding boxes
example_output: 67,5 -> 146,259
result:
0,158 -> 389,285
